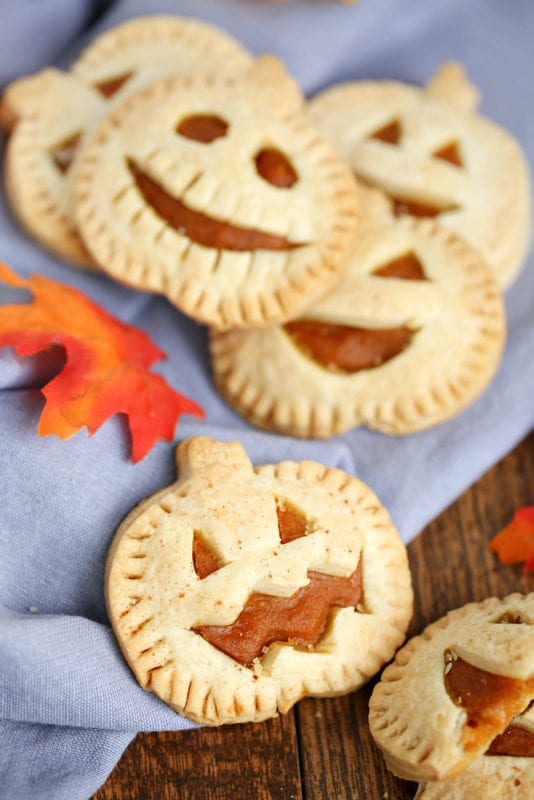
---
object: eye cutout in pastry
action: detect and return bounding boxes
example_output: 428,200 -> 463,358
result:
210,210 -> 505,438
368,593 -> 534,783
73,56 -> 360,330
415,704 -> 534,800
105,436 -> 413,726
0,15 -> 254,268
308,62 -> 532,289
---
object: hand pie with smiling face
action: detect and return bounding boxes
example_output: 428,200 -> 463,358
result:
415,704 -> 534,800
105,436 -> 412,725
369,594 -> 534,782
0,15 -> 253,267
210,213 -> 505,438
74,56 -> 359,329
308,64 -> 531,288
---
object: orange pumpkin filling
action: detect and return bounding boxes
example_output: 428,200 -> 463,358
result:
255,148 -> 298,188
50,132 -> 82,174
93,71 -> 133,98
193,502 -> 363,665
284,320 -> 414,373
369,119 -> 401,145
486,723 -> 534,757
177,114 -> 228,143
372,251 -> 427,281
128,160 -> 301,252
432,140 -> 463,168
392,196 -> 460,219
444,654 -> 534,752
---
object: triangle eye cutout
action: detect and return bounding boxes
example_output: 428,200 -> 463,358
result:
50,131 -> 82,174
192,531 -> 222,579
276,500 -> 308,543
369,118 -> 401,145
93,71 -> 134,99
373,250 -> 427,281
432,140 -> 464,168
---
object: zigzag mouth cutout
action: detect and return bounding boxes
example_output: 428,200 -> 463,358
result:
128,160 -> 306,252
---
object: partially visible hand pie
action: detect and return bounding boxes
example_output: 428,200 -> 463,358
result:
369,593 -> 534,782
0,15 -> 253,267
210,214 -> 505,437
308,64 -> 531,288
74,56 -> 359,328
415,704 -> 534,800
105,436 -> 412,725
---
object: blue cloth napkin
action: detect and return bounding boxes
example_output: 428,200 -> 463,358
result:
0,1 -> 533,798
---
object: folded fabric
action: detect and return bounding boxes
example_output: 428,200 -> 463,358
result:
0,1 -> 533,798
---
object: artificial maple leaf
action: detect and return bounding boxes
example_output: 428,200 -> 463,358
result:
488,506 -> 534,572
0,262 -> 204,461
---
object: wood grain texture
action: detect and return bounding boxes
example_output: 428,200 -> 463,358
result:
93,432 -> 534,800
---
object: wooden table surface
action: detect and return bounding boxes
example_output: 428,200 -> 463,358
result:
93,431 -> 534,800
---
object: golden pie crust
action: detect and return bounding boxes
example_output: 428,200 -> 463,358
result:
308,66 -> 531,288
369,594 -> 534,782
415,705 -> 534,800
0,15 -> 253,267
74,56 -> 359,329
105,436 -> 412,726
210,215 -> 505,437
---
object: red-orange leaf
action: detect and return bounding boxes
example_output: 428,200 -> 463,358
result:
488,506 -> 534,572
0,262 -> 204,461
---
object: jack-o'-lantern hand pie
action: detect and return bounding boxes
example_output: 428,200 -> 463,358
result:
414,704 -> 534,800
210,211 -> 505,438
0,15 -> 254,268
74,56 -> 360,329
105,436 -> 413,726
368,594 -> 534,783
308,62 -> 531,289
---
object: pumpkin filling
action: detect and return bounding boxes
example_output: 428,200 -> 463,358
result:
369,119 -> 401,145
93,71 -> 133,98
195,563 -> 363,665
255,147 -> 298,188
50,131 -> 82,174
128,160 -> 303,252
193,500 -> 363,665
432,140 -> 463,168
284,320 -> 414,373
391,195 -> 460,219
372,251 -> 427,281
444,653 -> 534,752
177,114 -> 228,143
486,723 -> 534,757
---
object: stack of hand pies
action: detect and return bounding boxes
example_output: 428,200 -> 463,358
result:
2,15 -> 530,441
2,19 -> 533,797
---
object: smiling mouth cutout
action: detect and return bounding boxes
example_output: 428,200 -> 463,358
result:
128,160 -> 306,252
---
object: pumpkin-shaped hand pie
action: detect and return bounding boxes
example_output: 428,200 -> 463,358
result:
210,214 -> 504,438
74,56 -> 359,329
105,436 -> 412,725
308,63 -> 531,288
369,594 -> 534,783
0,15 -> 253,267
415,705 -> 534,800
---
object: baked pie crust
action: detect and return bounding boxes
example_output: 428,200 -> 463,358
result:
369,594 -> 534,782
0,15 -> 253,267
74,56 -> 359,329
308,65 -> 531,288
105,436 -> 412,725
210,215 -> 504,437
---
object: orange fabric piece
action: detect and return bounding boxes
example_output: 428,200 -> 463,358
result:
0,262 -> 204,461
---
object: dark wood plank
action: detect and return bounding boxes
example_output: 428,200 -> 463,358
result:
93,433 -> 534,800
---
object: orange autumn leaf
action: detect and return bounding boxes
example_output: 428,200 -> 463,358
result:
488,506 -> 534,572
0,262 -> 204,461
